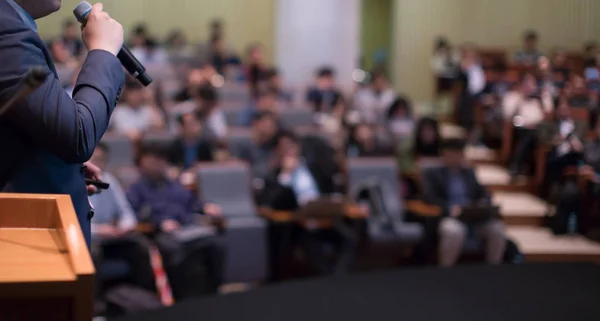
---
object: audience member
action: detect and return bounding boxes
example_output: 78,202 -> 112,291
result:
245,43 -> 268,93
61,19 -> 84,57
514,30 -> 542,65
89,143 -> 155,293
353,70 -> 397,124
456,45 -> 486,130
263,68 -> 293,103
236,111 -> 280,181
386,96 -> 415,140
346,123 -> 391,158
49,38 -> 78,87
421,139 -> 506,267
238,87 -> 280,127
127,144 -> 225,298
503,73 -> 553,176
111,79 -> 166,139
413,117 -> 442,159
538,96 -> 587,188
173,65 -> 213,102
168,111 -> 216,170
261,131 -> 355,275
431,37 -> 460,92
306,67 -> 343,113
172,84 -> 228,140
166,29 -> 195,64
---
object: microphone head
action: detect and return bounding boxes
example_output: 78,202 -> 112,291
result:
73,1 -> 92,23
25,67 -> 48,89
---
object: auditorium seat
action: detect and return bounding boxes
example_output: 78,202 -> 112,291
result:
142,131 -> 177,146
346,158 -> 423,244
218,83 -> 250,102
196,161 -> 268,283
101,134 -> 136,170
279,108 -> 315,128
227,128 -> 253,158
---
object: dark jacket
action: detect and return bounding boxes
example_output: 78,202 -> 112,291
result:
168,137 -> 215,168
0,0 -> 124,246
261,162 -> 336,211
421,166 -> 491,216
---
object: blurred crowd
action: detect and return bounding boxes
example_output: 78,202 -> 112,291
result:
46,20 -> 600,316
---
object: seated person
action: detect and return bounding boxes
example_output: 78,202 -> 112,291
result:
236,111 -> 280,183
412,117 -> 442,159
538,96 -> 588,188
48,37 -> 79,87
386,96 -> 415,140
90,143 -> 155,293
455,45 -> 486,131
262,131 -> 355,275
127,144 -> 225,298
353,70 -> 397,124
306,67 -> 343,113
172,84 -> 228,141
173,65 -> 213,102
346,123 -> 392,158
502,73 -> 553,176
263,68 -> 293,103
514,30 -> 542,65
168,110 -> 216,171
238,87 -> 280,127
110,79 -> 165,139
422,139 -> 506,267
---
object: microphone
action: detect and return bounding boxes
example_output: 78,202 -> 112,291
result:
0,67 -> 48,117
73,1 -> 153,87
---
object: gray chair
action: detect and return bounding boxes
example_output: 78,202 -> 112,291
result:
227,128 -> 253,158
346,158 -> 424,244
218,83 -> 250,102
196,162 -> 268,283
101,134 -> 135,171
142,131 -> 177,146
223,107 -> 241,126
279,108 -> 315,128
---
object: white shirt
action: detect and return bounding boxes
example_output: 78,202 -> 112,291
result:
353,87 -> 396,123
111,104 -> 158,133
502,91 -> 553,128
465,64 -> 486,95
170,100 -> 229,139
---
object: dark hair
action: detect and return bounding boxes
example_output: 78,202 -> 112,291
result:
491,62 -> 507,73
166,30 -> 185,46
584,41 -> 597,53
264,68 -> 279,80
255,86 -> 278,100
434,37 -> 450,52
133,24 -> 148,36
176,110 -> 204,126
275,130 -> 300,146
252,110 -> 276,124
316,67 -> 335,78
441,138 -> 466,151
524,30 -> 538,41
125,78 -> 144,90
197,84 -> 219,103
139,142 -> 169,160
63,19 -> 75,28
413,117 -> 441,157
387,96 -> 412,119
97,142 -> 109,154
210,19 -> 223,30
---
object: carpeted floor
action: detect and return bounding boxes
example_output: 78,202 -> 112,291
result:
114,263 -> 600,321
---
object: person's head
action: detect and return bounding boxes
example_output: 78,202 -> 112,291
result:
554,95 -> 571,121
255,88 -> 278,112
210,19 -> 223,38
246,43 -> 264,64
187,67 -> 207,87
387,96 -> 412,120
123,79 -> 145,108
316,67 -> 335,91
62,19 -> 78,40
196,84 -> 219,110
415,117 -> 440,146
585,42 -> 598,57
251,111 -> 278,141
370,70 -> 390,91
138,143 -> 169,180
434,37 -> 450,54
177,111 -> 204,139
264,68 -> 282,88
15,0 -> 61,19
132,24 -> 148,48
487,62 -> 506,82
570,74 -> 586,90
49,38 -> 71,64
352,123 -> 375,145
523,30 -> 539,51
166,30 -> 186,48
441,139 -> 466,169
520,73 -> 538,95
275,130 -> 301,159
90,143 -> 110,172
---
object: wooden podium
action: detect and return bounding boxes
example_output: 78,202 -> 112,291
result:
0,194 -> 95,321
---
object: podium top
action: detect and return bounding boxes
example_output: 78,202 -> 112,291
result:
0,194 -> 94,286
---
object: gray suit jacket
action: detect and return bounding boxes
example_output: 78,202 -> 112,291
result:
0,0 -> 125,246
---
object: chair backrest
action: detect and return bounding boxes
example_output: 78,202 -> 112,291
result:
219,83 -> 250,102
102,134 -> 135,170
279,108 -> 315,128
346,158 -> 404,220
227,128 -> 253,158
142,131 -> 177,147
223,107 -> 241,126
196,161 -> 257,218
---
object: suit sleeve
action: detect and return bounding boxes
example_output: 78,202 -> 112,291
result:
0,26 -> 125,164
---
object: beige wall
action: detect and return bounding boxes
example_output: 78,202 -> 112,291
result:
392,0 -> 600,101
36,0 -> 276,60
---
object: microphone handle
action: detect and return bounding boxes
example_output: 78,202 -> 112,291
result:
117,46 -> 153,86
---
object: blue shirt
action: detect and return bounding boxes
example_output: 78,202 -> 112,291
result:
183,141 -> 199,169
90,173 -> 137,234
7,0 -> 37,31
447,171 -> 469,207
279,163 -> 320,206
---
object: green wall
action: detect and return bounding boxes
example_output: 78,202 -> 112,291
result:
360,0 -> 393,74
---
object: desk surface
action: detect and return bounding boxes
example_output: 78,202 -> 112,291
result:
0,229 -> 75,283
